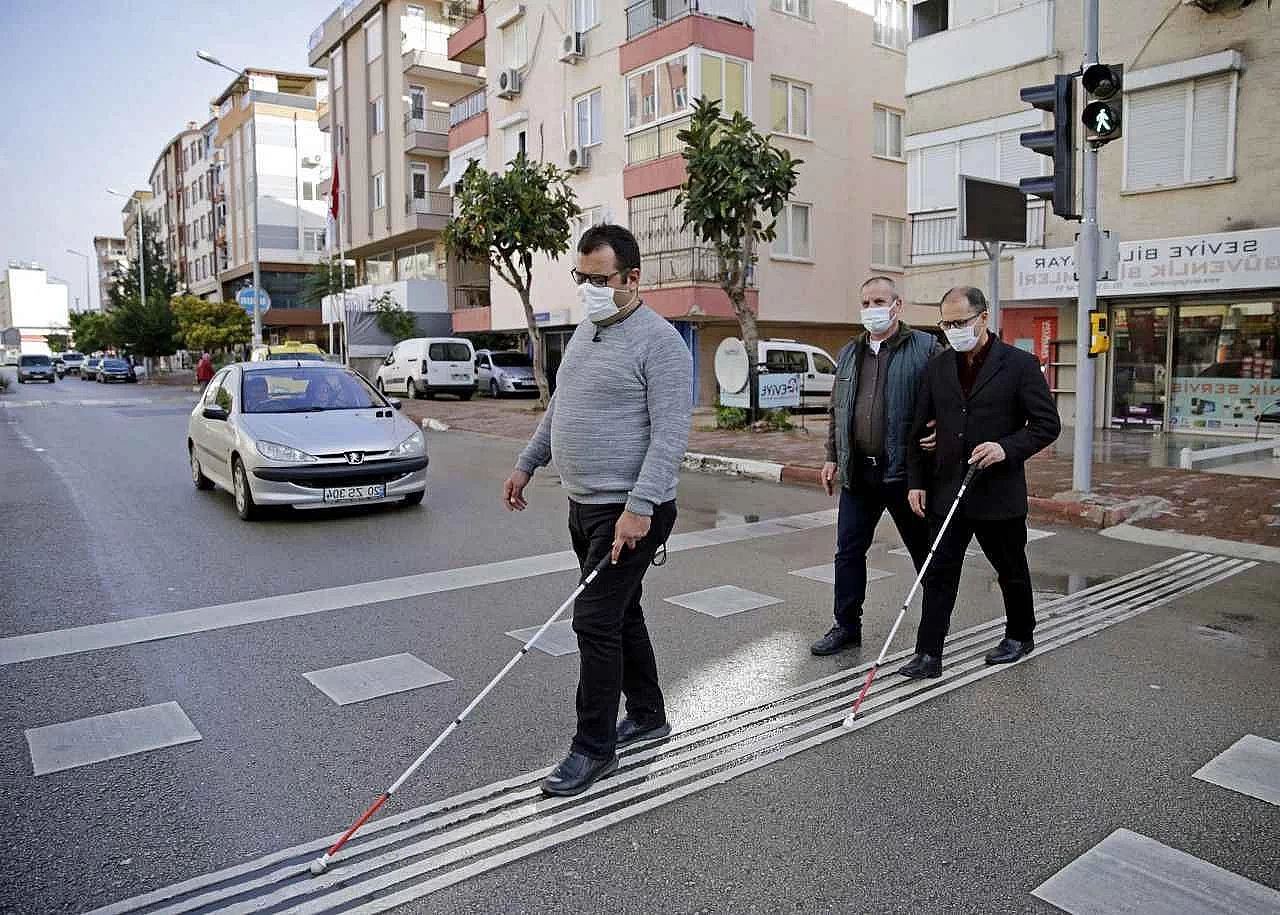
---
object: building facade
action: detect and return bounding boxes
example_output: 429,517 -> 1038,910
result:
92,236 -> 128,313
211,69 -> 331,345
180,119 -> 221,300
0,263 -> 71,360
147,124 -> 203,285
308,0 -> 910,403
902,0 -> 1280,438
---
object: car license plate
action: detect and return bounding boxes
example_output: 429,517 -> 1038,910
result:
452,373 -> 468,381
323,484 -> 386,503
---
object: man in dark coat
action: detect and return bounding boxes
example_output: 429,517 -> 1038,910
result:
901,286 -> 1061,678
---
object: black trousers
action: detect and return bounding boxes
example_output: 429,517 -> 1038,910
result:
915,511 -> 1035,658
568,499 -> 678,760
833,469 -> 930,629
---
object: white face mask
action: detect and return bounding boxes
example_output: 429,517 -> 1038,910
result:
579,282 -> 635,324
945,324 -> 980,353
861,306 -> 895,335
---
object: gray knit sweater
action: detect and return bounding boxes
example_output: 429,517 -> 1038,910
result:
516,306 -> 693,516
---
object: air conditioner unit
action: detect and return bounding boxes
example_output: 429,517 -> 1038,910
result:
497,68 -> 522,98
558,32 -> 584,63
566,146 -> 590,173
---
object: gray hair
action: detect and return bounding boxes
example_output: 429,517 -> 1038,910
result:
861,276 -> 900,297
941,286 -> 989,314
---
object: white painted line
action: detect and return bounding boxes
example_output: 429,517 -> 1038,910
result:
505,620 -> 578,657
303,654 -> 453,706
0,509 -> 837,667
889,545 -> 982,559
1027,528 -> 1055,542
1100,524 -> 1280,564
1032,828 -> 1280,915
25,702 -> 201,776
1193,734 -> 1280,807
788,564 -> 894,586
664,585 -> 782,618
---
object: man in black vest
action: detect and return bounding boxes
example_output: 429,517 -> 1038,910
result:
811,277 -> 941,656
901,286 -> 1061,678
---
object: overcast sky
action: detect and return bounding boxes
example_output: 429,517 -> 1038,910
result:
0,0 -> 328,309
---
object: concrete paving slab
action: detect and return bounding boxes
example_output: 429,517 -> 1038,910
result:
664,586 -> 782,618
1193,734 -> 1280,807
303,653 -> 453,706
25,701 -> 201,776
787,564 -> 894,586
505,620 -> 578,657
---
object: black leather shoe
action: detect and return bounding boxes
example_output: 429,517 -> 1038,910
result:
985,637 -> 1034,665
810,624 -> 862,656
616,718 -> 672,747
897,653 -> 942,679
540,751 -> 618,797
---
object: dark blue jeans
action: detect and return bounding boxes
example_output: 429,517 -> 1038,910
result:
833,474 -> 930,629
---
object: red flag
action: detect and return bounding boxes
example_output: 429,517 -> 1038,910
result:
329,152 -> 340,221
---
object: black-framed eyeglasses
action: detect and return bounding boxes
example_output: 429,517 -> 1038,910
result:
938,312 -> 984,331
570,269 -> 620,287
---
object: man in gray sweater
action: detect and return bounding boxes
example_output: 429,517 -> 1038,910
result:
504,224 -> 693,797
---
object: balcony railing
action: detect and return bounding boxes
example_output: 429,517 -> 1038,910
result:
405,109 -> 451,135
453,285 -> 491,311
407,192 -> 454,217
640,247 -> 755,287
625,0 -> 753,41
443,0 -> 484,24
627,115 -> 691,165
449,89 -> 487,128
909,202 -> 1046,263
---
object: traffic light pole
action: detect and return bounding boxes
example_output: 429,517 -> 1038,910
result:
1073,0 -> 1100,493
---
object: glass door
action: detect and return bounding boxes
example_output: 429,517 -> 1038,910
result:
1169,301 -> 1280,434
1109,305 -> 1170,430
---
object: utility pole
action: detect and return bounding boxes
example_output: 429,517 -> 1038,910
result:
1073,0 -> 1100,493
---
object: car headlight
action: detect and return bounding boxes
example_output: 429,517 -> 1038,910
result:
256,440 -> 318,463
390,430 -> 425,458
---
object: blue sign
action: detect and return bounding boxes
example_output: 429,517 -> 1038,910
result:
236,287 -> 272,315
532,312 -> 550,323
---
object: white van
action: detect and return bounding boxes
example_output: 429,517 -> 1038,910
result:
757,339 -> 838,408
375,337 -> 476,400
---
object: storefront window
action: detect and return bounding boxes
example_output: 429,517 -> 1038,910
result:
396,242 -> 440,281
1110,306 -> 1169,429
1169,301 -> 1280,434
364,253 -> 394,284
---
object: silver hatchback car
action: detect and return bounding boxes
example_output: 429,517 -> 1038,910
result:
188,362 -> 428,520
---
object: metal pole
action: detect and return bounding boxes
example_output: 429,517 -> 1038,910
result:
84,255 -> 91,313
250,119 -> 263,346
984,242 -> 1002,336
1073,0 -> 1100,493
137,199 -> 147,311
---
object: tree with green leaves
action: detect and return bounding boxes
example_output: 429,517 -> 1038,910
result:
108,215 -> 180,364
443,152 -> 580,406
299,255 -> 348,307
171,295 -> 252,353
45,333 -> 69,353
69,310 -> 116,355
677,98 -> 802,421
370,291 -> 418,343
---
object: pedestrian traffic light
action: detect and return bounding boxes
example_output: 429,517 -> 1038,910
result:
1081,63 -> 1124,145
1019,75 -> 1077,220
1089,311 -> 1110,358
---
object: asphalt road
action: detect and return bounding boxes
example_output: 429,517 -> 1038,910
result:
1,368 -> 1276,914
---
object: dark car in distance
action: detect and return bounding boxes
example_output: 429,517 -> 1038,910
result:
17,354 -> 57,384
98,358 -> 137,383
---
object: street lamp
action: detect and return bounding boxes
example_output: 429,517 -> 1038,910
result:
198,49 -> 263,345
66,248 -> 92,313
106,188 -> 145,312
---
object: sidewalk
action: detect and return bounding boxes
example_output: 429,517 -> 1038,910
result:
401,397 -> 1280,546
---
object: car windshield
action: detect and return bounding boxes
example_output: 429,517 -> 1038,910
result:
267,352 -> 325,361
491,353 -> 532,368
20,355 -> 51,366
429,343 -> 472,362
241,367 -> 384,413
63,353 -> 82,360
103,359 -> 128,369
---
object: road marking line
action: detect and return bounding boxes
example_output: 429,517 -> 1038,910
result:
788,564 -> 893,586
504,621 -> 578,657
302,654 -> 454,706
83,554 -> 1202,915
1101,523 -> 1280,564
1193,734 -> 1280,807
0,509 -> 837,667
664,585 -> 782,618
1031,828 -> 1280,915
87,554 -> 1253,915
25,702 -> 201,777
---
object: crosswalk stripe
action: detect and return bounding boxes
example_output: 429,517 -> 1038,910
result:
86,553 -> 1254,915
1193,734 -> 1280,807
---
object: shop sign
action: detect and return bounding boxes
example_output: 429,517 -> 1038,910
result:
1169,371 -> 1280,434
1013,227 -> 1280,300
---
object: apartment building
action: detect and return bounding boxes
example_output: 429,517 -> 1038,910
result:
903,0 -> 1280,439
177,118 -> 221,300
121,189 -> 154,267
211,68 -> 331,345
308,0 -> 908,402
0,262 -> 70,360
92,236 -> 128,313
307,0 -> 488,337
147,124 -> 204,286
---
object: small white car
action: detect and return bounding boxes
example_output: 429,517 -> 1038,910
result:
374,337 -> 476,400
187,362 -> 428,521
758,340 -> 838,409
475,349 -> 537,398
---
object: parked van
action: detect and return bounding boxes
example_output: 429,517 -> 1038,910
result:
757,339 -> 838,409
375,337 -> 476,400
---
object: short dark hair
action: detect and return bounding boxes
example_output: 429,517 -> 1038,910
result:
578,224 -> 641,274
861,276 -> 900,295
941,286 -> 989,314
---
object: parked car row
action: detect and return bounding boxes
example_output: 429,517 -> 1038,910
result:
77,356 -> 137,383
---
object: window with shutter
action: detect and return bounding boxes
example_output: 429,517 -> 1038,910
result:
959,136 -> 996,180
996,129 -> 1041,185
921,144 -> 957,210
951,0 -> 994,28
1190,73 -> 1231,182
1125,72 -> 1235,192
